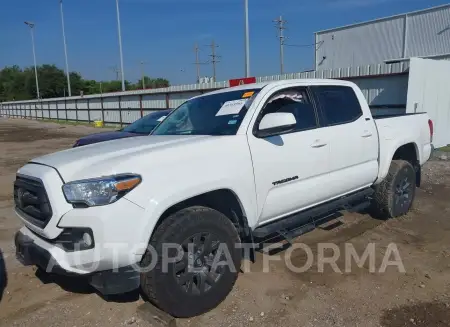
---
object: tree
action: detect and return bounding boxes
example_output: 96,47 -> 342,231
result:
0,66 -> 28,101
0,64 -> 170,101
32,65 -> 66,98
135,76 -> 169,89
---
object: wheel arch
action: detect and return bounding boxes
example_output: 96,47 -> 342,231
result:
377,141 -> 421,186
391,143 -> 421,187
143,188 -> 255,260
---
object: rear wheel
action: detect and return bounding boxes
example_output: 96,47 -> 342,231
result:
371,160 -> 416,219
140,206 -> 241,318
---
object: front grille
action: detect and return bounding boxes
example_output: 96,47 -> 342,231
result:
14,175 -> 53,228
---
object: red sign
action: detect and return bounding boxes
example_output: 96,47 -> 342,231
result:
229,77 -> 256,87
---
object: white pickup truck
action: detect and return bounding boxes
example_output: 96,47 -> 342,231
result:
14,79 -> 433,317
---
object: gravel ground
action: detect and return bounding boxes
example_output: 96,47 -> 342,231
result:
0,118 -> 449,327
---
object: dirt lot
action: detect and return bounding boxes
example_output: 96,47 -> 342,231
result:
0,117 -> 449,327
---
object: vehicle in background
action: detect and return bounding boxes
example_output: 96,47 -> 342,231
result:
73,109 -> 171,147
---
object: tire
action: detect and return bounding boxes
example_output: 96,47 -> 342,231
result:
140,206 -> 242,318
371,160 -> 416,219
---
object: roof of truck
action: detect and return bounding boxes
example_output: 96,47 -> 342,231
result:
204,78 -> 355,96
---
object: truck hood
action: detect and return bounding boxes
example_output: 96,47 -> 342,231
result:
30,135 -> 210,182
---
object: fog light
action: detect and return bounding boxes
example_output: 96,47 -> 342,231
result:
82,232 -> 93,247
53,228 -> 95,252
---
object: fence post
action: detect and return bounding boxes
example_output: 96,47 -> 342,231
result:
35,103 -> 37,119
165,93 -> 170,109
56,101 -> 59,121
118,96 -> 123,127
139,94 -> 143,118
101,96 -> 105,123
64,97 -> 68,121
23,104 -> 26,119
75,99 -> 78,122
48,101 -> 51,120
87,98 -> 91,123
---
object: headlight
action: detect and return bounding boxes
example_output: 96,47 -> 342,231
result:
62,174 -> 141,207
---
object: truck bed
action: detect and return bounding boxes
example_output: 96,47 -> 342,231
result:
373,112 -> 427,120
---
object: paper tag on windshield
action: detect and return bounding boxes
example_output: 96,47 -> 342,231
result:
157,116 -> 167,122
216,99 -> 247,116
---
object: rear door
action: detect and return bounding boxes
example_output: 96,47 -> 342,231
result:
311,85 -> 379,196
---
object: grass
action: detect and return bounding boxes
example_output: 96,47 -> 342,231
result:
437,145 -> 450,152
40,118 -> 121,129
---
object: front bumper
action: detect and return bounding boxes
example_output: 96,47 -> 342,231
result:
15,229 -> 141,294
15,230 -> 77,276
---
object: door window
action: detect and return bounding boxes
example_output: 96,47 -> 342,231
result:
314,86 -> 362,126
256,88 -> 318,134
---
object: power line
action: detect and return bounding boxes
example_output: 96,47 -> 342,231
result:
284,40 -> 324,49
109,65 -> 121,81
273,16 -> 287,75
205,40 -> 221,82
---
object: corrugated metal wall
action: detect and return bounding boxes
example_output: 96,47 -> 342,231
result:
354,75 -> 408,105
406,6 -> 450,57
0,63 -> 409,124
316,17 -> 404,69
315,4 -> 450,70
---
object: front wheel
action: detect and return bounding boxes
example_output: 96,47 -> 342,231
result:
140,206 -> 242,318
371,160 -> 416,219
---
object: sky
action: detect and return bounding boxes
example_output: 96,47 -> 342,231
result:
0,0 -> 449,85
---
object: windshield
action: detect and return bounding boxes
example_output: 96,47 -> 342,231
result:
123,110 -> 170,134
151,89 -> 261,136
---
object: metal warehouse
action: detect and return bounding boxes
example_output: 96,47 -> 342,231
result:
315,4 -> 450,70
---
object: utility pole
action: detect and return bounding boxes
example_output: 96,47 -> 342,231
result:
193,43 -> 208,83
140,61 -> 147,89
109,66 -> 120,81
207,40 -> 221,82
24,21 -> 40,99
194,43 -> 201,83
273,16 -> 287,75
59,0 -> 71,97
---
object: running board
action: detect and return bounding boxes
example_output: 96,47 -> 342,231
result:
252,188 -> 374,254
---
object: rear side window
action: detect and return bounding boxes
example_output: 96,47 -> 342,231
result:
314,86 -> 362,126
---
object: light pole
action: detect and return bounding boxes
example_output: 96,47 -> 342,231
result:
140,61 -> 147,89
115,0 -> 126,92
244,0 -> 250,77
24,21 -> 40,99
59,0 -> 71,97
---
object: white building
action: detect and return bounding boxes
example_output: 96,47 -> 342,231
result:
315,4 -> 450,70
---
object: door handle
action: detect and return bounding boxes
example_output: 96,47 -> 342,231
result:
361,130 -> 373,138
311,140 -> 327,148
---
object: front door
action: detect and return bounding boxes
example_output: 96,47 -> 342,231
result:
247,87 -> 332,226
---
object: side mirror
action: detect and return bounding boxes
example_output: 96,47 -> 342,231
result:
257,112 -> 297,137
